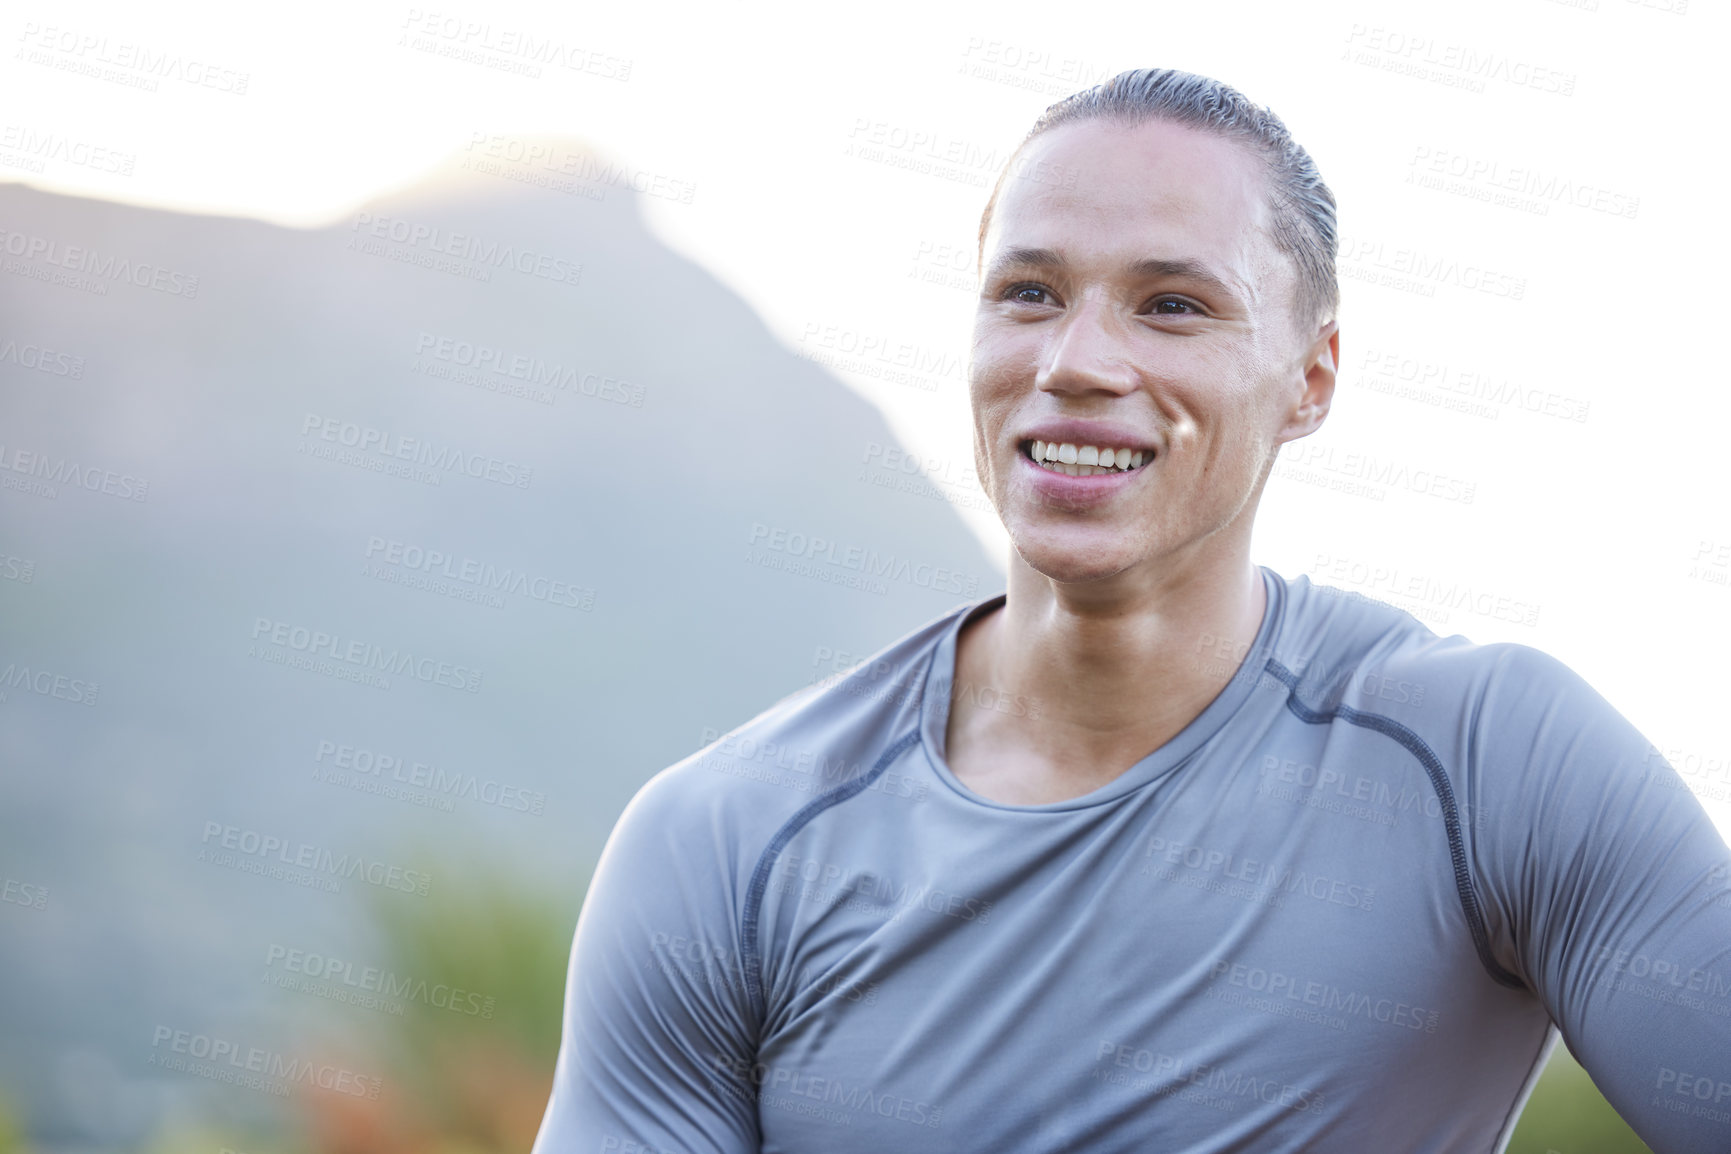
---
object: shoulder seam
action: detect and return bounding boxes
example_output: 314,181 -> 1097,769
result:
1264,657 -> 1526,991
738,728 -> 923,1024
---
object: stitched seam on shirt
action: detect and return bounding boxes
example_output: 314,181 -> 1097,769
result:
1490,1026 -> 1557,1153
739,728 -> 923,1022
1265,658 -> 1527,990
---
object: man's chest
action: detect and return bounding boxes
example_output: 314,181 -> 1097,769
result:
739,726 -> 1547,1152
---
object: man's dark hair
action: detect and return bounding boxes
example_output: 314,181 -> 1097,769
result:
978,67 -> 1340,331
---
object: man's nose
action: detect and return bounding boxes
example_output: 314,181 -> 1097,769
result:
1035,299 -> 1138,395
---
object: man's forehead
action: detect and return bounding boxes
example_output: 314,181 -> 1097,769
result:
984,118 -> 1282,296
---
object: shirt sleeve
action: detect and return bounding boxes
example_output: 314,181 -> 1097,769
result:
1468,644 -> 1731,1154
532,768 -> 763,1154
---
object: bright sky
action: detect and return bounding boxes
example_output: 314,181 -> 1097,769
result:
6,0 -> 1728,828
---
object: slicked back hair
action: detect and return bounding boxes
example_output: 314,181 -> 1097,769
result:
977,67 -> 1339,332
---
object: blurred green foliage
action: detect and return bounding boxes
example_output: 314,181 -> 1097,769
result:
0,1095 -> 27,1154
138,853 -> 586,1154
300,853 -> 588,1154
1508,1046 -> 1654,1154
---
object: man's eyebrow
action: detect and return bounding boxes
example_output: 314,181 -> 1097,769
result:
1127,257 -> 1239,299
987,246 -> 1066,274
985,247 -> 1242,300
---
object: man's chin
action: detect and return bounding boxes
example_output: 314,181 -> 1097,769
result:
1008,528 -> 1146,586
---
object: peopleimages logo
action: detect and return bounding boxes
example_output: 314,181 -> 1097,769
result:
263,943 -> 496,1018
0,442 -> 148,502
1341,24 -> 1576,96
1354,346 -> 1590,424
1142,835 -> 1376,911
709,1053 -> 944,1128
0,335 -> 85,377
0,123 -> 135,176
412,331 -> 645,408
347,212 -> 582,286
16,22 -> 251,94
1337,234 -> 1526,301
1596,944 -> 1731,999
1652,1066 -> 1731,1124
1407,146 -> 1640,221
313,738 -> 547,815
364,536 -> 595,611
1205,958 -> 1441,1033
746,523 -> 980,597
0,660 -> 99,705
149,1026 -> 380,1099
398,9 -> 633,81
1092,1041 -> 1327,1114
198,821 -> 432,896
0,225 -> 199,296
957,36 -> 1114,97
699,727 -> 928,802
249,617 -> 483,693
796,321 -> 967,393
1,877 -> 49,910
461,133 -> 694,203
1309,553 -> 1540,627
299,413 -> 533,489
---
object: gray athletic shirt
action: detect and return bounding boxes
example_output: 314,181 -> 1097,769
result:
533,568 -> 1731,1154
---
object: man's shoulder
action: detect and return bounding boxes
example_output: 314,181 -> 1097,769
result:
1270,571 -> 1651,809
1272,570 -> 1592,721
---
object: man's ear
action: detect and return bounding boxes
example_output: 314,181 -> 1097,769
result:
1276,320 -> 1339,445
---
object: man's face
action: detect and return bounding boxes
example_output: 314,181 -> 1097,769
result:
970,117 -> 1336,586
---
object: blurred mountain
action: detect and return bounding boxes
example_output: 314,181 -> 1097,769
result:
0,141 -> 998,1149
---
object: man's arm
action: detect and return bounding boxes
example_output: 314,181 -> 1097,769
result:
532,768 -> 762,1154
1470,645 -> 1731,1154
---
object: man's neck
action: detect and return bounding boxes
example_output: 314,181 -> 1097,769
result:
946,551 -> 1268,805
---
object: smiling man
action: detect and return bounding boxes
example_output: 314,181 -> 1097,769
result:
534,69 -> 1731,1153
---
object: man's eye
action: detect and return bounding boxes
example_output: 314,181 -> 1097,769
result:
1006,284 -> 1053,305
1150,298 -> 1197,315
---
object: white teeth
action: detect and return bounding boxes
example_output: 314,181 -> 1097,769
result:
1024,439 -> 1153,476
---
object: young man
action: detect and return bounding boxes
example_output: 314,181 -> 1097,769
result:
534,69 -> 1731,1153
